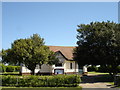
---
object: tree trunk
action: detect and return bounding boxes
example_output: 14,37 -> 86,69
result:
39,64 -> 41,69
31,69 -> 35,75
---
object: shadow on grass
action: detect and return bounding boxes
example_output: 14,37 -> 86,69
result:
81,74 -> 114,83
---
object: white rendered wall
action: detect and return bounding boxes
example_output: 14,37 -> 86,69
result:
20,61 -> 79,74
21,66 -> 31,73
64,61 -> 78,73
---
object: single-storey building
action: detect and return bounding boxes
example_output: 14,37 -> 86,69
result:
20,46 -> 87,75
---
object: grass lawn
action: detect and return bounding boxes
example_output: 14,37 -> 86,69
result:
88,71 -> 109,75
1,86 -> 82,90
108,82 -> 114,85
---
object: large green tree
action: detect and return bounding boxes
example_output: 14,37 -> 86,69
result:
1,49 -> 17,65
2,34 -> 58,75
74,21 -> 120,75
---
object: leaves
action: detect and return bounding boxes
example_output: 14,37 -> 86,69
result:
2,34 -> 57,75
74,21 -> 120,75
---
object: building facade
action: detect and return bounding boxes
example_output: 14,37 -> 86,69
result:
20,46 -> 87,75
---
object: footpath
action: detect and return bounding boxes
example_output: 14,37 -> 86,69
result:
79,74 -> 114,88
80,82 -> 112,88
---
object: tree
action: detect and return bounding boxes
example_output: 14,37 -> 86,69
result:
1,49 -> 17,65
74,21 -> 120,75
2,34 -> 58,75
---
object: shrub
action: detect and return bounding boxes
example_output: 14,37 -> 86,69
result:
117,66 -> 120,73
0,65 -> 1,72
1,75 -> 81,87
2,75 -> 17,86
0,64 -> 20,73
97,65 -> 108,72
14,66 -> 20,72
6,66 -> 15,72
0,64 -> 6,72
87,65 -> 98,72
114,75 -> 120,86
4,65 -> 20,72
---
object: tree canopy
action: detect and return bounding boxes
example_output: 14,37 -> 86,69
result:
2,34 -> 58,75
74,21 -> 120,75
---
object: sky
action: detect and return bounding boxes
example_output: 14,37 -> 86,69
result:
118,1 -> 120,23
2,2 -> 118,49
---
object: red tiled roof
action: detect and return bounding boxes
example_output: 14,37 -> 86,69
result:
48,46 -> 75,60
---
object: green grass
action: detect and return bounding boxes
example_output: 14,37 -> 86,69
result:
108,82 -> 114,85
88,72 -> 109,75
1,86 -> 82,90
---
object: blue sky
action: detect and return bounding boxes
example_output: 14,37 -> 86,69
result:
2,2 -> 118,49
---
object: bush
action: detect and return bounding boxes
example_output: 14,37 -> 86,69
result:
4,65 -> 20,72
6,66 -> 15,72
2,75 -> 18,86
0,64 -> 6,72
87,65 -> 98,72
96,65 -> 120,74
114,75 -> 120,86
117,66 -> 120,73
97,65 -> 117,73
1,75 -> 81,87
0,64 -> 20,73
14,66 -> 20,72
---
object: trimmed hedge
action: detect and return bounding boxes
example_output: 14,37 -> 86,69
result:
0,64 -> 20,72
1,75 -> 81,87
6,65 -> 20,72
0,64 -> 6,72
6,66 -> 15,72
14,66 -> 21,72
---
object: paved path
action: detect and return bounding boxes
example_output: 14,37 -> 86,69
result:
80,82 -> 112,88
79,74 -> 113,88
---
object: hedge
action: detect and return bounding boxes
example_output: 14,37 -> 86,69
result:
6,66 -> 20,72
0,64 -> 20,72
6,66 -> 15,72
0,64 -> 6,72
88,65 -> 120,73
97,65 -> 108,72
87,66 -> 98,72
114,75 -> 120,86
1,75 -> 81,87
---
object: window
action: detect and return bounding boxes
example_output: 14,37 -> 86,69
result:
55,63 -> 62,67
70,63 -> 72,69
